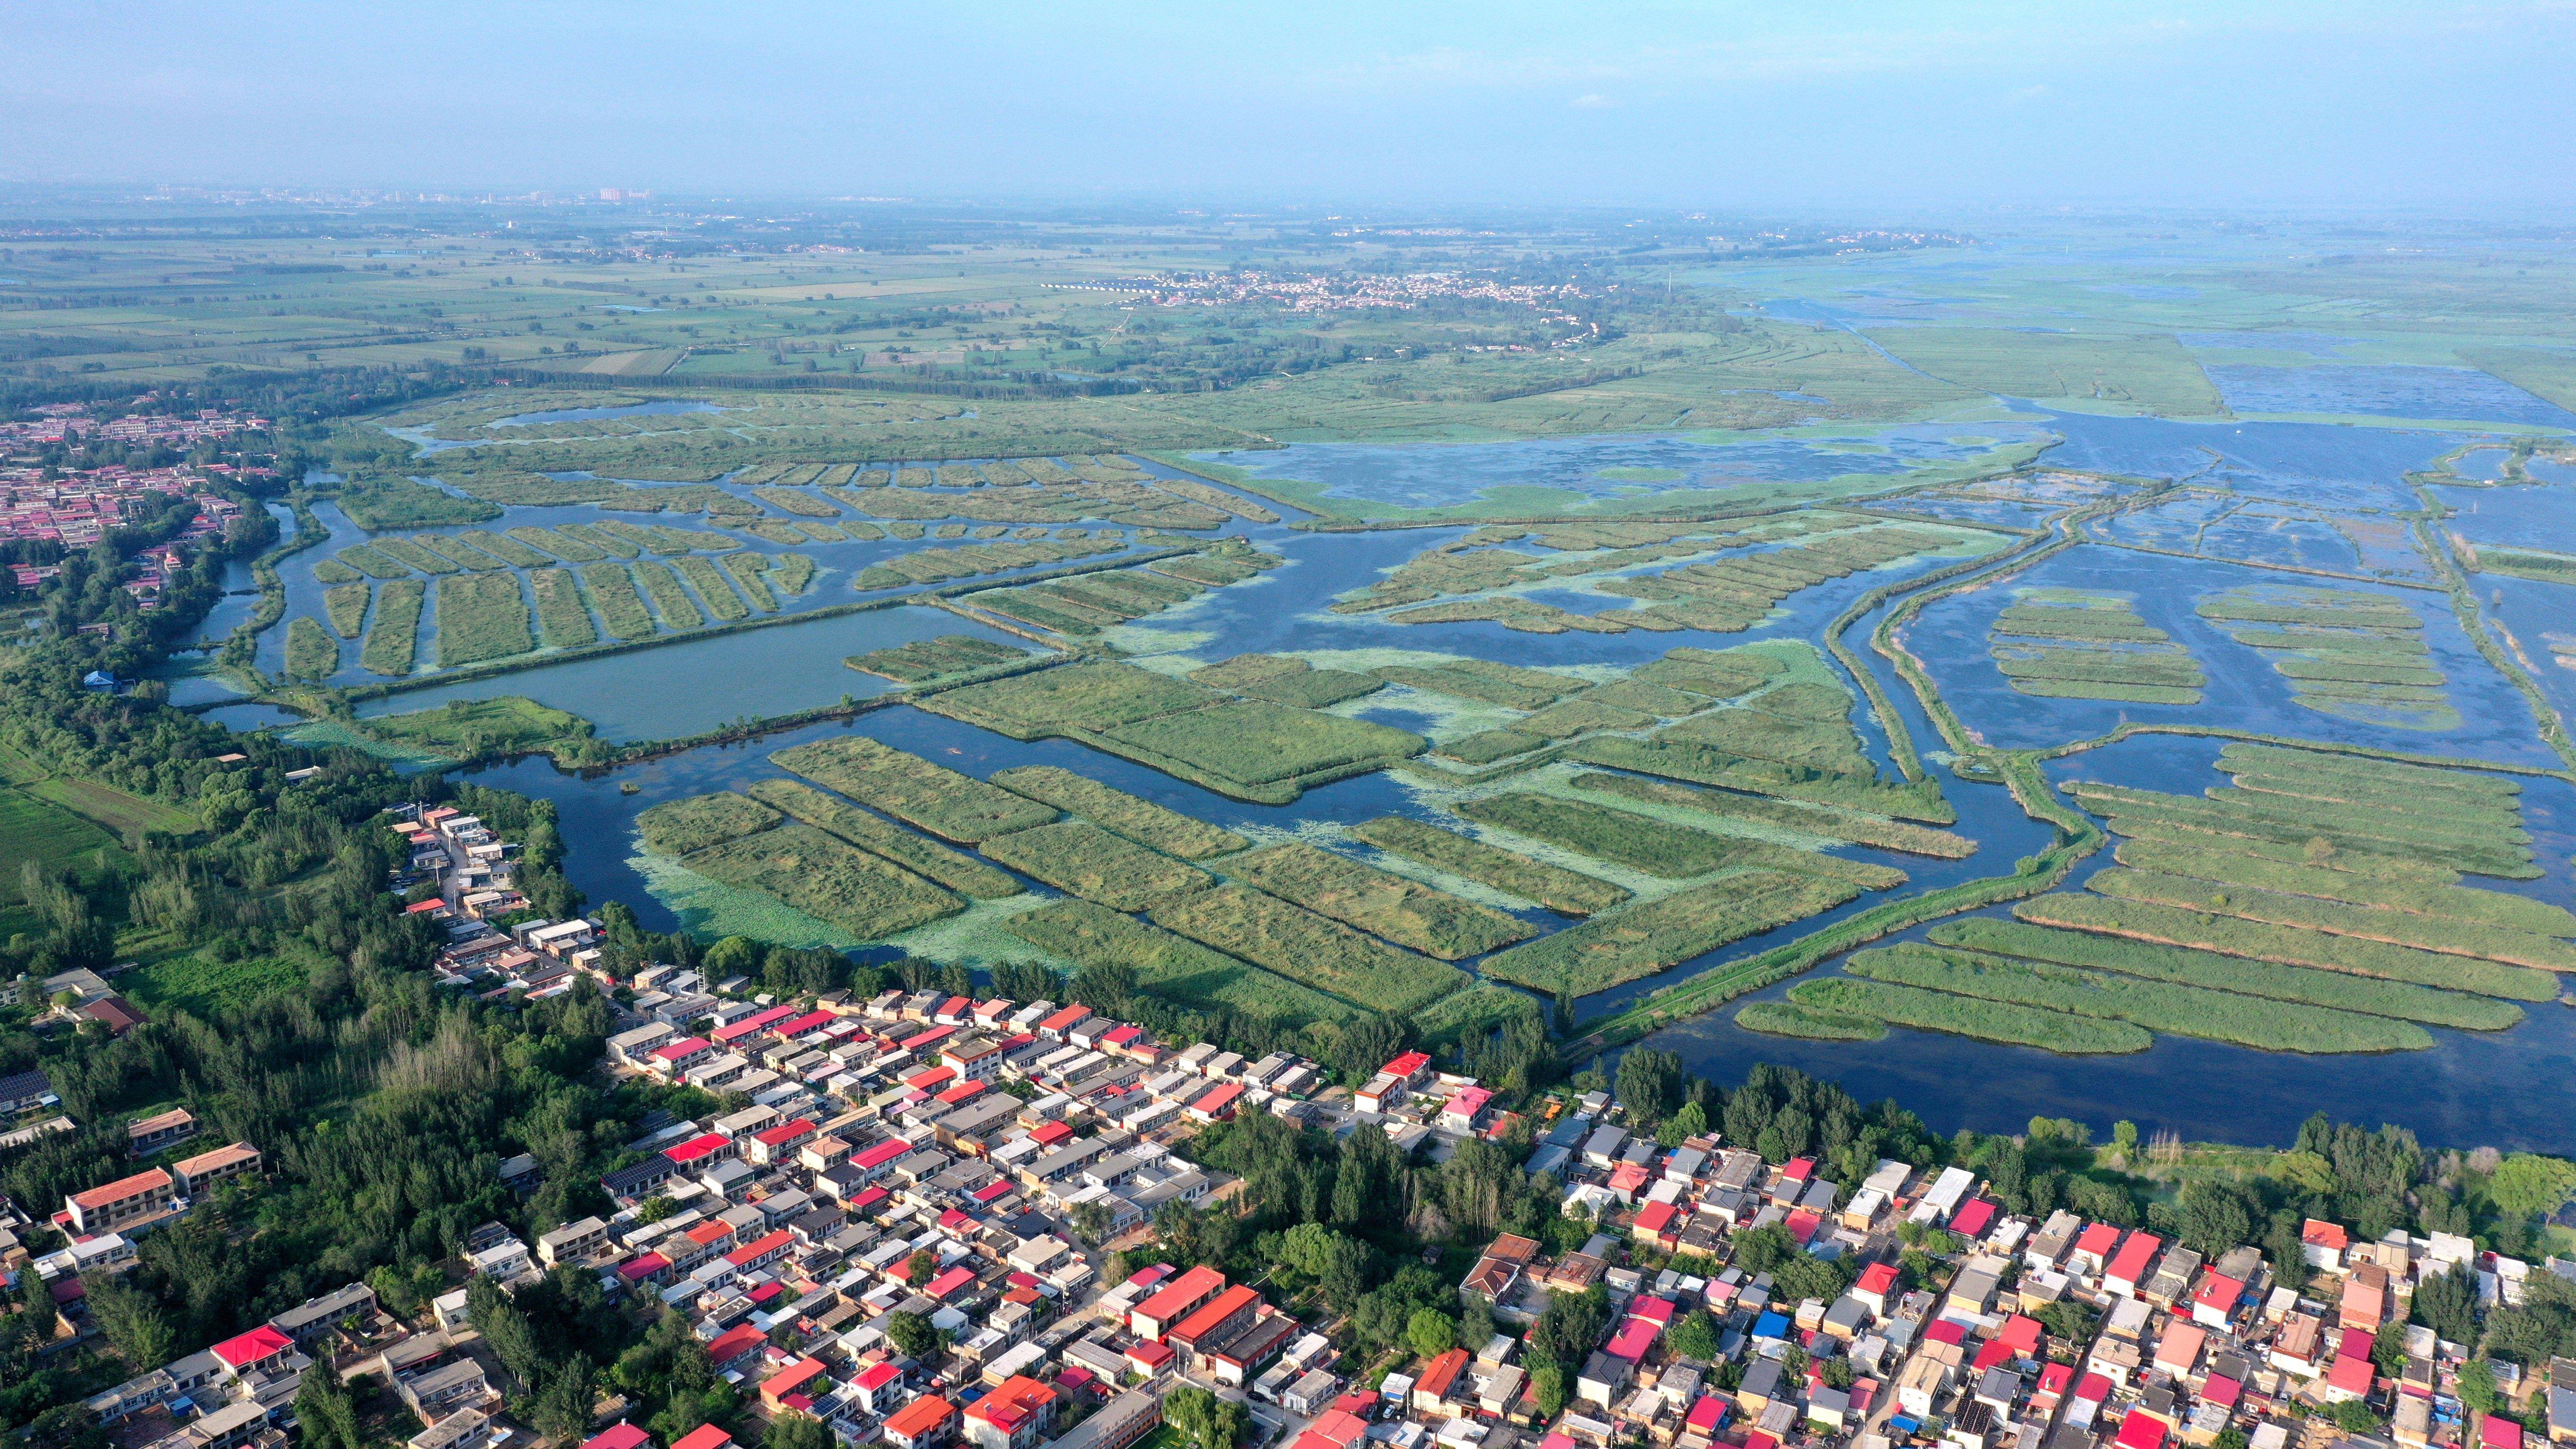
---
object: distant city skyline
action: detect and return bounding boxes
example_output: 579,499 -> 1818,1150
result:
2,1 -> 2571,212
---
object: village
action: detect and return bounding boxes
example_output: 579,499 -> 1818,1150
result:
2,797 -> 2570,1449
0,398 -> 266,602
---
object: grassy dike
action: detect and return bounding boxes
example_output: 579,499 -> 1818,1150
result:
2411,486 -> 2576,771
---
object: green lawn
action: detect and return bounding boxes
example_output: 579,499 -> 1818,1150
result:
118,928 -> 321,1017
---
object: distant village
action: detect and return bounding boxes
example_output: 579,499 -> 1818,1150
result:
3,779 -> 2572,1449
0,400 -> 268,601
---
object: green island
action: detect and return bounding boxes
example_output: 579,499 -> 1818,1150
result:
1220,840 -> 1536,960
1988,588 -> 2206,703
976,819 -> 1212,912
742,777 -> 1025,898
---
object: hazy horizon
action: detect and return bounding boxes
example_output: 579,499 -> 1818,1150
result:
4,0 -> 2571,213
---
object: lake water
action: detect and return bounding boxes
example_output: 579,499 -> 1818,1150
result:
1192,426 -> 2046,511
2203,363 -> 2576,428
199,397 -> 2576,1150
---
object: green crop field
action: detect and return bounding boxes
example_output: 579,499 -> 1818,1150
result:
581,563 -> 659,641
977,820 -> 1210,911
677,823 -> 963,939
529,568 -> 598,648
771,736 -> 1058,843
1150,883 -> 1467,1015
1005,899 -> 1356,1026
1348,815 -> 1631,917
0,787 -> 129,902
2012,893 -> 2557,999
637,791 -> 783,856
285,616 -> 339,681
1569,773 -> 1976,858
1926,919 -> 2522,1030
1224,840 -> 1535,960
433,571 -> 535,668
987,765 -> 1246,860
742,778 -> 1022,898
1735,1000 -> 1889,1041
1788,978 -> 2154,1054
1479,870 -> 1860,995
1844,944 -> 2431,1053
361,579 -> 427,675
323,582 -> 370,638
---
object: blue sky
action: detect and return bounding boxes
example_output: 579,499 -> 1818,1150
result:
2,1 -> 2569,211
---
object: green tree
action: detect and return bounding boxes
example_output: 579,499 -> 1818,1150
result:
2457,1360 -> 2502,1417
905,1249 -> 938,1287
699,935 -> 762,982
467,1274 -> 547,1389
2112,1120 -> 2141,1163
886,1311 -> 937,1360
1615,1049 -> 1682,1127
85,1278 -> 173,1367
1666,1309 -> 1721,1363
1657,1101 -> 1708,1149
532,1360 -> 596,1444
765,1414 -> 831,1449
1531,1361 -> 1570,1418
2213,1432 -> 2248,1449
2370,1321 -> 2409,1376
2412,1266 -> 2480,1348
16,1261 -> 60,1345
2176,1179 -> 2254,1259
2488,1155 -> 2576,1219
1530,1284 -> 1610,1368
1408,1308 -> 1458,1360
2331,1401 -> 2380,1433
296,1374 -> 362,1449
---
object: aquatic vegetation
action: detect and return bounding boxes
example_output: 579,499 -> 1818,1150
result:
1735,1000 -> 1889,1040
1223,840 -> 1536,960
580,563 -> 659,641
501,526 -> 600,564
1456,791 -> 1902,889
1988,589 -> 2205,704
631,561 -> 704,629
1435,730 -> 1548,765
1845,944 -> 2430,1054
334,543 -> 411,580
1188,654 -> 1385,708
359,579 -> 426,675
2060,779 -> 2536,878
1787,978 -> 2153,1054
743,778 -> 1022,898
1004,899 -> 1356,1026
749,485 -> 841,517
1570,735 -> 1957,823
2109,837 -> 2576,936
372,537 -> 460,575
2198,582 -> 2456,729
854,536 -> 1129,591
433,571 -> 535,668
978,820 -> 1211,911
672,555 -> 750,620
1518,698 -> 1658,739
1150,883 -> 1466,1015
721,550 -> 779,611
406,533 -> 508,571
560,523 -> 640,559
771,735 -> 1058,842
772,553 -> 817,595
323,583 -> 370,638
1927,919 -> 2522,1030
2012,894 -> 2556,1000
923,661 -> 1424,803
636,790 -> 782,856
2086,868 -> 2576,971
596,519 -> 694,556
1631,646 -> 1788,699
1480,871 -> 1861,995
1347,815 -> 1631,917
1414,982 -> 1548,1048
678,823 -> 963,938
1570,773 -> 1975,858
311,559 -> 363,585
1370,659 -> 1589,709
529,568 -> 598,649
285,617 -> 338,681
987,765 -> 1246,860
446,471 -> 631,505
328,475 -> 501,530
845,634 -> 1030,685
